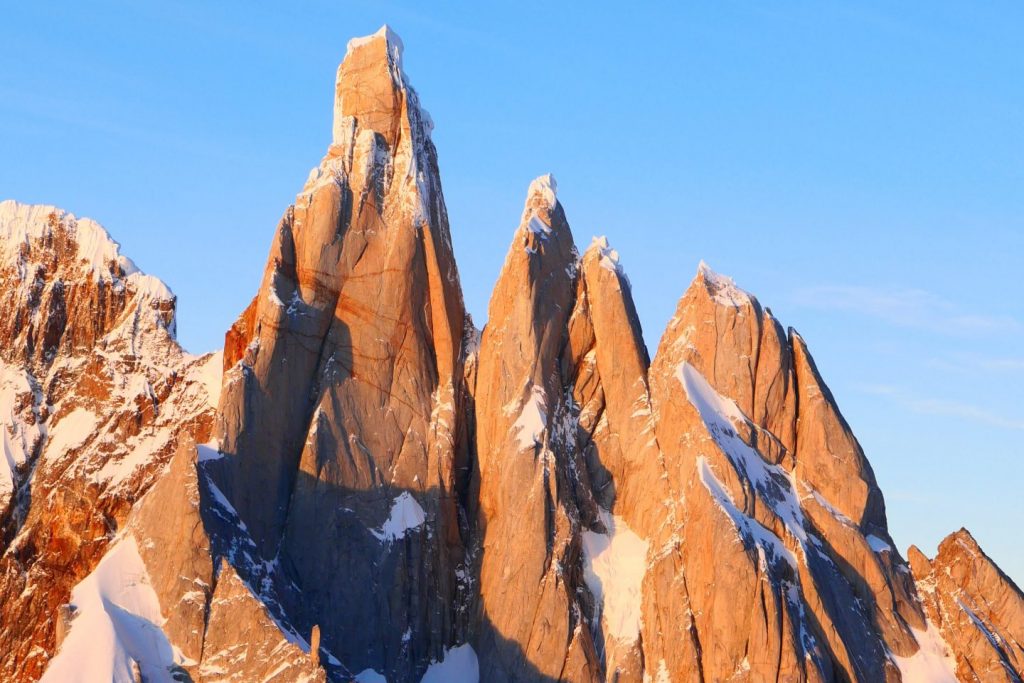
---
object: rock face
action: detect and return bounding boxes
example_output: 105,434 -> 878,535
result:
213,24 -> 468,683
641,266 -> 927,682
473,176 -> 601,681
2,24 -> 1021,683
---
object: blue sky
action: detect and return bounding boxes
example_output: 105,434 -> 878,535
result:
2,2 -> 1021,581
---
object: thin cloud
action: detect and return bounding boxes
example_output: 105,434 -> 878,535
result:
926,354 -> 1024,374
793,285 -> 1022,336
884,489 -> 934,504
905,398 -> 1024,431
979,358 -> 1024,371
857,384 -> 1024,431
856,383 -> 901,396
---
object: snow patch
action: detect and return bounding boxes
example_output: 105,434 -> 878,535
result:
678,362 -> 747,426
590,236 -> 623,276
355,669 -> 388,683
93,426 -> 175,485
0,363 -> 41,501
43,408 -> 98,463
804,486 -> 854,526
420,643 -> 479,683
196,443 -> 223,463
697,456 -> 797,569
891,622 -> 958,683
867,534 -> 892,554
191,351 -> 223,409
582,510 -> 649,643
679,362 -> 807,566
511,385 -> 547,451
372,491 -> 426,542
41,535 -> 184,683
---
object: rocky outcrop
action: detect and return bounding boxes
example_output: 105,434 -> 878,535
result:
647,267 -> 833,682
909,530 -> 1024,682
0,201 -> 220,681
201,560 -> 327,683
470,188 -> 665,682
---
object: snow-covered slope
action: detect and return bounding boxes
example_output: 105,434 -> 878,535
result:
0,201 -> 219,680
40,536 -> 184,683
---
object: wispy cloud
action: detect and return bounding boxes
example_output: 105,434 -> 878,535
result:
884,489 -> 935,504
926,353 -> 1024,374
792,285 -> 1022,336
857,383 -> 1024,431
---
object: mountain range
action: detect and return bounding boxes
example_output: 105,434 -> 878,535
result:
1,26 -> 1021,683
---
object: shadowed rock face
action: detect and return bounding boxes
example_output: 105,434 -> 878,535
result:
4,25 -> 1021,683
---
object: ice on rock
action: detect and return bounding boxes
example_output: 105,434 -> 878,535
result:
517,175 -> 560,253
591,236 -> 624,276
696,260 -> 750,309
527,173 -> 558,210
866,534 -> 892,553
346,24 -> 404,66
526,216 -> 552,238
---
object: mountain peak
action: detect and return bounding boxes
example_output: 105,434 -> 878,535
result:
332,25 -> 411,146
0,200 -> 177,367
517,174 -> 562,241
527,173 -> 558,209
694,259 -> 751,308
345,25 -> 404,65
585,235 -> 625,277
942,526 -> 983,556
0,200 -> 172,301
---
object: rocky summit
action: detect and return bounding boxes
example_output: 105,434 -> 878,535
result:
1,25 -> 1021,683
